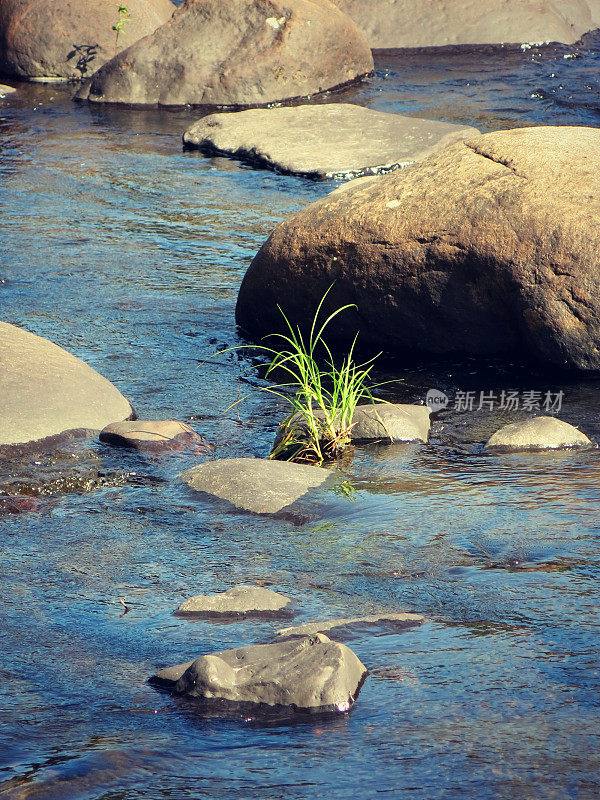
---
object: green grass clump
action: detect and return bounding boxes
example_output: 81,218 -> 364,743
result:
232,287 -> 384,464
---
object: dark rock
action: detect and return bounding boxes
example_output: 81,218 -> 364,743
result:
100,420 -> 206,452
177,585 -> 292,616
236,126 -> 600,371
0,0 -> 174,81
76,0 -> 373,107
273,403 -> 431,454
183,104 -> 478,179
0,321 -> 133,450
330,0 -> 598,47
484,416 -> 592,450
151,634 -> 367,713
276,612 -> 425,639
181,457 -> 328,514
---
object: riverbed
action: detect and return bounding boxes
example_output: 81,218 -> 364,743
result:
1,36 -> 600,799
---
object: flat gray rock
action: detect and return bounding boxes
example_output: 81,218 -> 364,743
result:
484,416 -> 592,451
0,321 -> 133,449
100,419 -> 205,452
177,585 -> 292,616
183,104 -> 478,179
151,634 -> 367,713
277,612 -> 425,639
181,457 -> 328,514
273,403 -> 431,454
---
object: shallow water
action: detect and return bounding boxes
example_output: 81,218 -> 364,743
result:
1,37 -> 600,800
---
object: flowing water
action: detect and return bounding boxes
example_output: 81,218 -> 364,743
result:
1,35 -> 600,799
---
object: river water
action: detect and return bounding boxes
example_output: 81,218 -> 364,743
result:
1,35 -> 600,800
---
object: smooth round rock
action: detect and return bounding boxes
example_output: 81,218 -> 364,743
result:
100,420 -> 203,452
176,585 -> 292,616
183,104 -> 478,180
331,0 -> 598,47
181,457 -> 328,514
150,634 -> 367,713
0,0 -> 175,81
76,0 -> 373,107
0,321 -> 133,449
237,126 -> 600,371
273,403 -> 431,453
484,416 -> 592,450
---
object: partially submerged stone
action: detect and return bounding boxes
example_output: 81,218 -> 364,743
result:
77,0 -> 373,107
277,612 -> 425,639
484,416 -> 592,451
100,420 -> 204,452
0,321 -> 133,450
177,585 -> 292,617
0,0 -> 174,81
183,105 -> 478,180
237,126 -> 600,370
0,84 -> 16,96
150,634 -> 367,713
273,403 -> 431,454
181,457 -> 328,514
330,0 -> 598,48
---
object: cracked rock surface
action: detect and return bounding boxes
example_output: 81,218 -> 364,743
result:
237,126 -> 600,370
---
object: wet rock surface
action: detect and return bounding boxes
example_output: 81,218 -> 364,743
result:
273,403 -> 431,453
237,126 -> 600,371
0,0 -> 174,81
181,457 -> 328,515
484,416 -> 592,450
176,585 -> 292,617
0,321 -> 133,450
183,104 -> 478,179
100,420 -> 205,452
277,612 -> 426,639
77,0 -> 373,107
151,634 -> 367,713
0,83 -> 15,96
330,0 -> 599,48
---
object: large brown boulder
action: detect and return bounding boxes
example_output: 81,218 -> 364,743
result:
0,321 -> 133,450
330,0 -> 597,48
236,126 -> 600,371
0,0 -> 175,81
76,0 -> 373,107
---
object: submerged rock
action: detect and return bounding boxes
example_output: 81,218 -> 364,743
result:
277,612 -> 426,639
76,0 -> 373,107
183,104 -> 478,180
151,634 -> 367,713
484,416 -> 592,450
0,321 -> 133,451
0,0 -> 174,81
181,457 -> 328,514
176,585 -> 292,616
237,126 -> 600,371
273,403 -> 431,454
100,420 -> 205,452
330,0 -> 598,47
